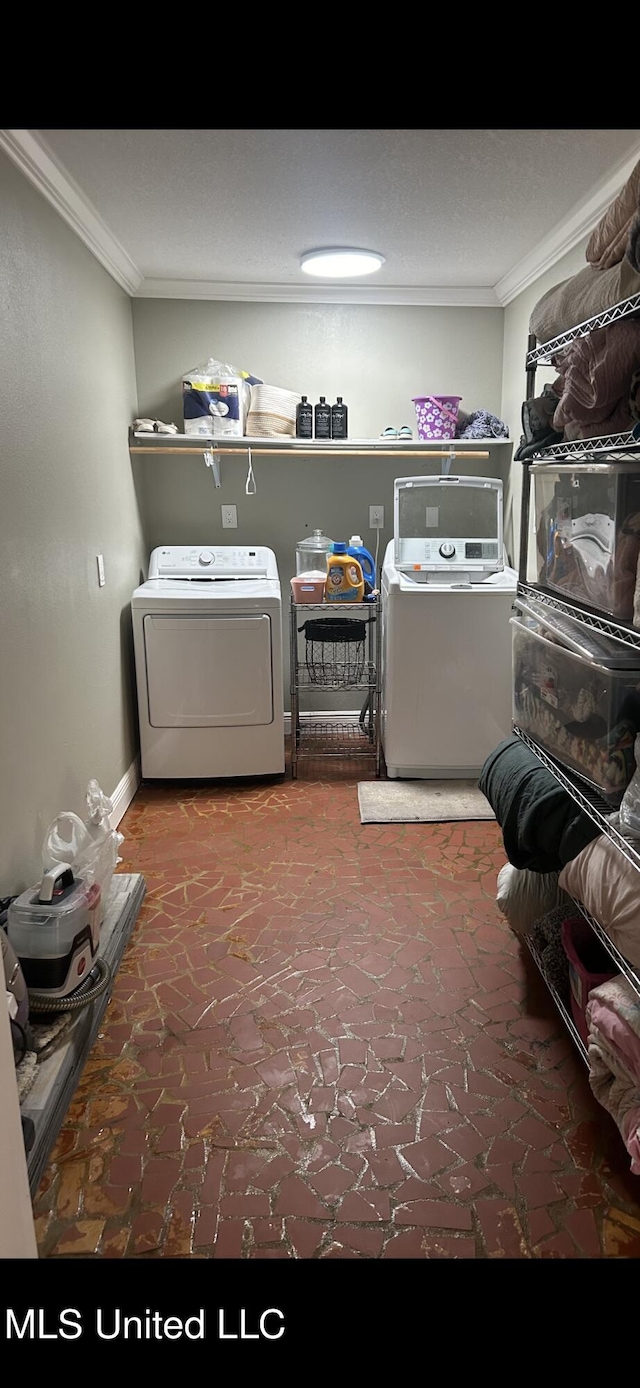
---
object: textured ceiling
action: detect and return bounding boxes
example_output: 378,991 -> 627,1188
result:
39,128 -> 640,287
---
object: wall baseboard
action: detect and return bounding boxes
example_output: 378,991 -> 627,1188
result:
110,757 -> 141,828
111,718 -> 360,804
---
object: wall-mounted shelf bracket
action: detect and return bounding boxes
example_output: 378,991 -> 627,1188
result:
203,449 -> 221,488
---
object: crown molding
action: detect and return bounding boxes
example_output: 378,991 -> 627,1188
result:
0,128 -> 142,295
133,278 -> 501,306
495,146 -> 640,306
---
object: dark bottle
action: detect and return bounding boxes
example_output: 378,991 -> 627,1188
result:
331,397 -> 348,439
314,396 -> 332,440
296,395 -> 313,438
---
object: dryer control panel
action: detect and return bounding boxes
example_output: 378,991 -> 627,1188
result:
149,546 -> 274,579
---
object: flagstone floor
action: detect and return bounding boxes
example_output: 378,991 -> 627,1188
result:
34,770 -> 640,1258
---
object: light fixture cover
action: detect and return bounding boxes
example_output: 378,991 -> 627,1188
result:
300,248 -> 385,278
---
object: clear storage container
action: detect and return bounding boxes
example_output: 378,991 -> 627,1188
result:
295,529 -> 333,577
511,605 -> 640,802
532,460 -> 640,621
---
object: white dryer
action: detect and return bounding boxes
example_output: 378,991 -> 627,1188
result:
132,545 -> 284,778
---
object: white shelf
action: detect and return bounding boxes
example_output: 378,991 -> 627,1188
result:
129,431 -> 511,457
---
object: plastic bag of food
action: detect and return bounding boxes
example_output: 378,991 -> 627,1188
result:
182,357 -> 263,437
42,780 -> 123,923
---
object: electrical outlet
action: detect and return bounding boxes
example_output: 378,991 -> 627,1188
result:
96,554 -> 106,586
221,504 -> 238,529
369,505 -> 384,529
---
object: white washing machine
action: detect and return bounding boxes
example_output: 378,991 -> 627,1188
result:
132,545 -> 284,778
381,475 -> 517,779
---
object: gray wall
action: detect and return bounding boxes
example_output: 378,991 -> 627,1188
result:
0,151 -> 147,891
132,299 -> 509,705
132,299 -> 506,437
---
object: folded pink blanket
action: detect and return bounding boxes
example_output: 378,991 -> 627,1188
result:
587,992 -> 640,1079
588,1025 -> 640,1174
587,977 -> 640,1174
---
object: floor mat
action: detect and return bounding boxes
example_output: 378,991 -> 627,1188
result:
358,779 -> 495,823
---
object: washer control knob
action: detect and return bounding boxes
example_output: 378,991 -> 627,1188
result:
439,542 -> 456,559
199,551 -> 215,566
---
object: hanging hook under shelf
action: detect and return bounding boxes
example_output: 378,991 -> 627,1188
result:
245,446 -> 256,495
203,449 -> 221,488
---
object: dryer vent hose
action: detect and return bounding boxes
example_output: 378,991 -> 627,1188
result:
28,957 -> 112,1013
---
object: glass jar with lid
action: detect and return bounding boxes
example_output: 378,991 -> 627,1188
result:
295,528 -> 333,576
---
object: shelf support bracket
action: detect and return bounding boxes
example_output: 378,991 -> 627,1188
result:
203,449 -> 221,488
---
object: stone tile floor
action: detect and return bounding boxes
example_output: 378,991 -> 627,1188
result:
34,772 -> 640,1258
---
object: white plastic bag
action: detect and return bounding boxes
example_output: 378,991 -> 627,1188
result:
617,734 -> 640,838
496,863 -> 568,938
42,780 -> 123,923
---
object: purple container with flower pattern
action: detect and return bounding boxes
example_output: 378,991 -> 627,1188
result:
412,395 -> 462,441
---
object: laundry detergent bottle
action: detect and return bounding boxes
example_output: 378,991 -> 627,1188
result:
347,535 -> 376,587
325,543 -> 365,602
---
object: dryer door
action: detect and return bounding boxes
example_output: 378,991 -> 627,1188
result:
144,614 -> 273,727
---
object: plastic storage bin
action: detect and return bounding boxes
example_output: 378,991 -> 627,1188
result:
561,916 -> 618,1046
532,460 -> 640,622
511,606 -> 640,802
290,575 -> 326,604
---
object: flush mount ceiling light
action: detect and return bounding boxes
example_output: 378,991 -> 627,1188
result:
300,248 -> 385,278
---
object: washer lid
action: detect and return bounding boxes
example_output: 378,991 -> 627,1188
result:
148,545 -> 277,580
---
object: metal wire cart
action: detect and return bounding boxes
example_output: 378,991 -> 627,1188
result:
289,599 -> 382,778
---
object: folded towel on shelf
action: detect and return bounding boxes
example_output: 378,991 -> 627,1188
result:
627,209 -> 640,275
551,320 -> 640,441
631,369 -> 640,424
559,835 -> 640,970
530,257 -> 640,347
586,159 -> 640,272
586,976 -> 640,1174
478,736 -> 601,873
